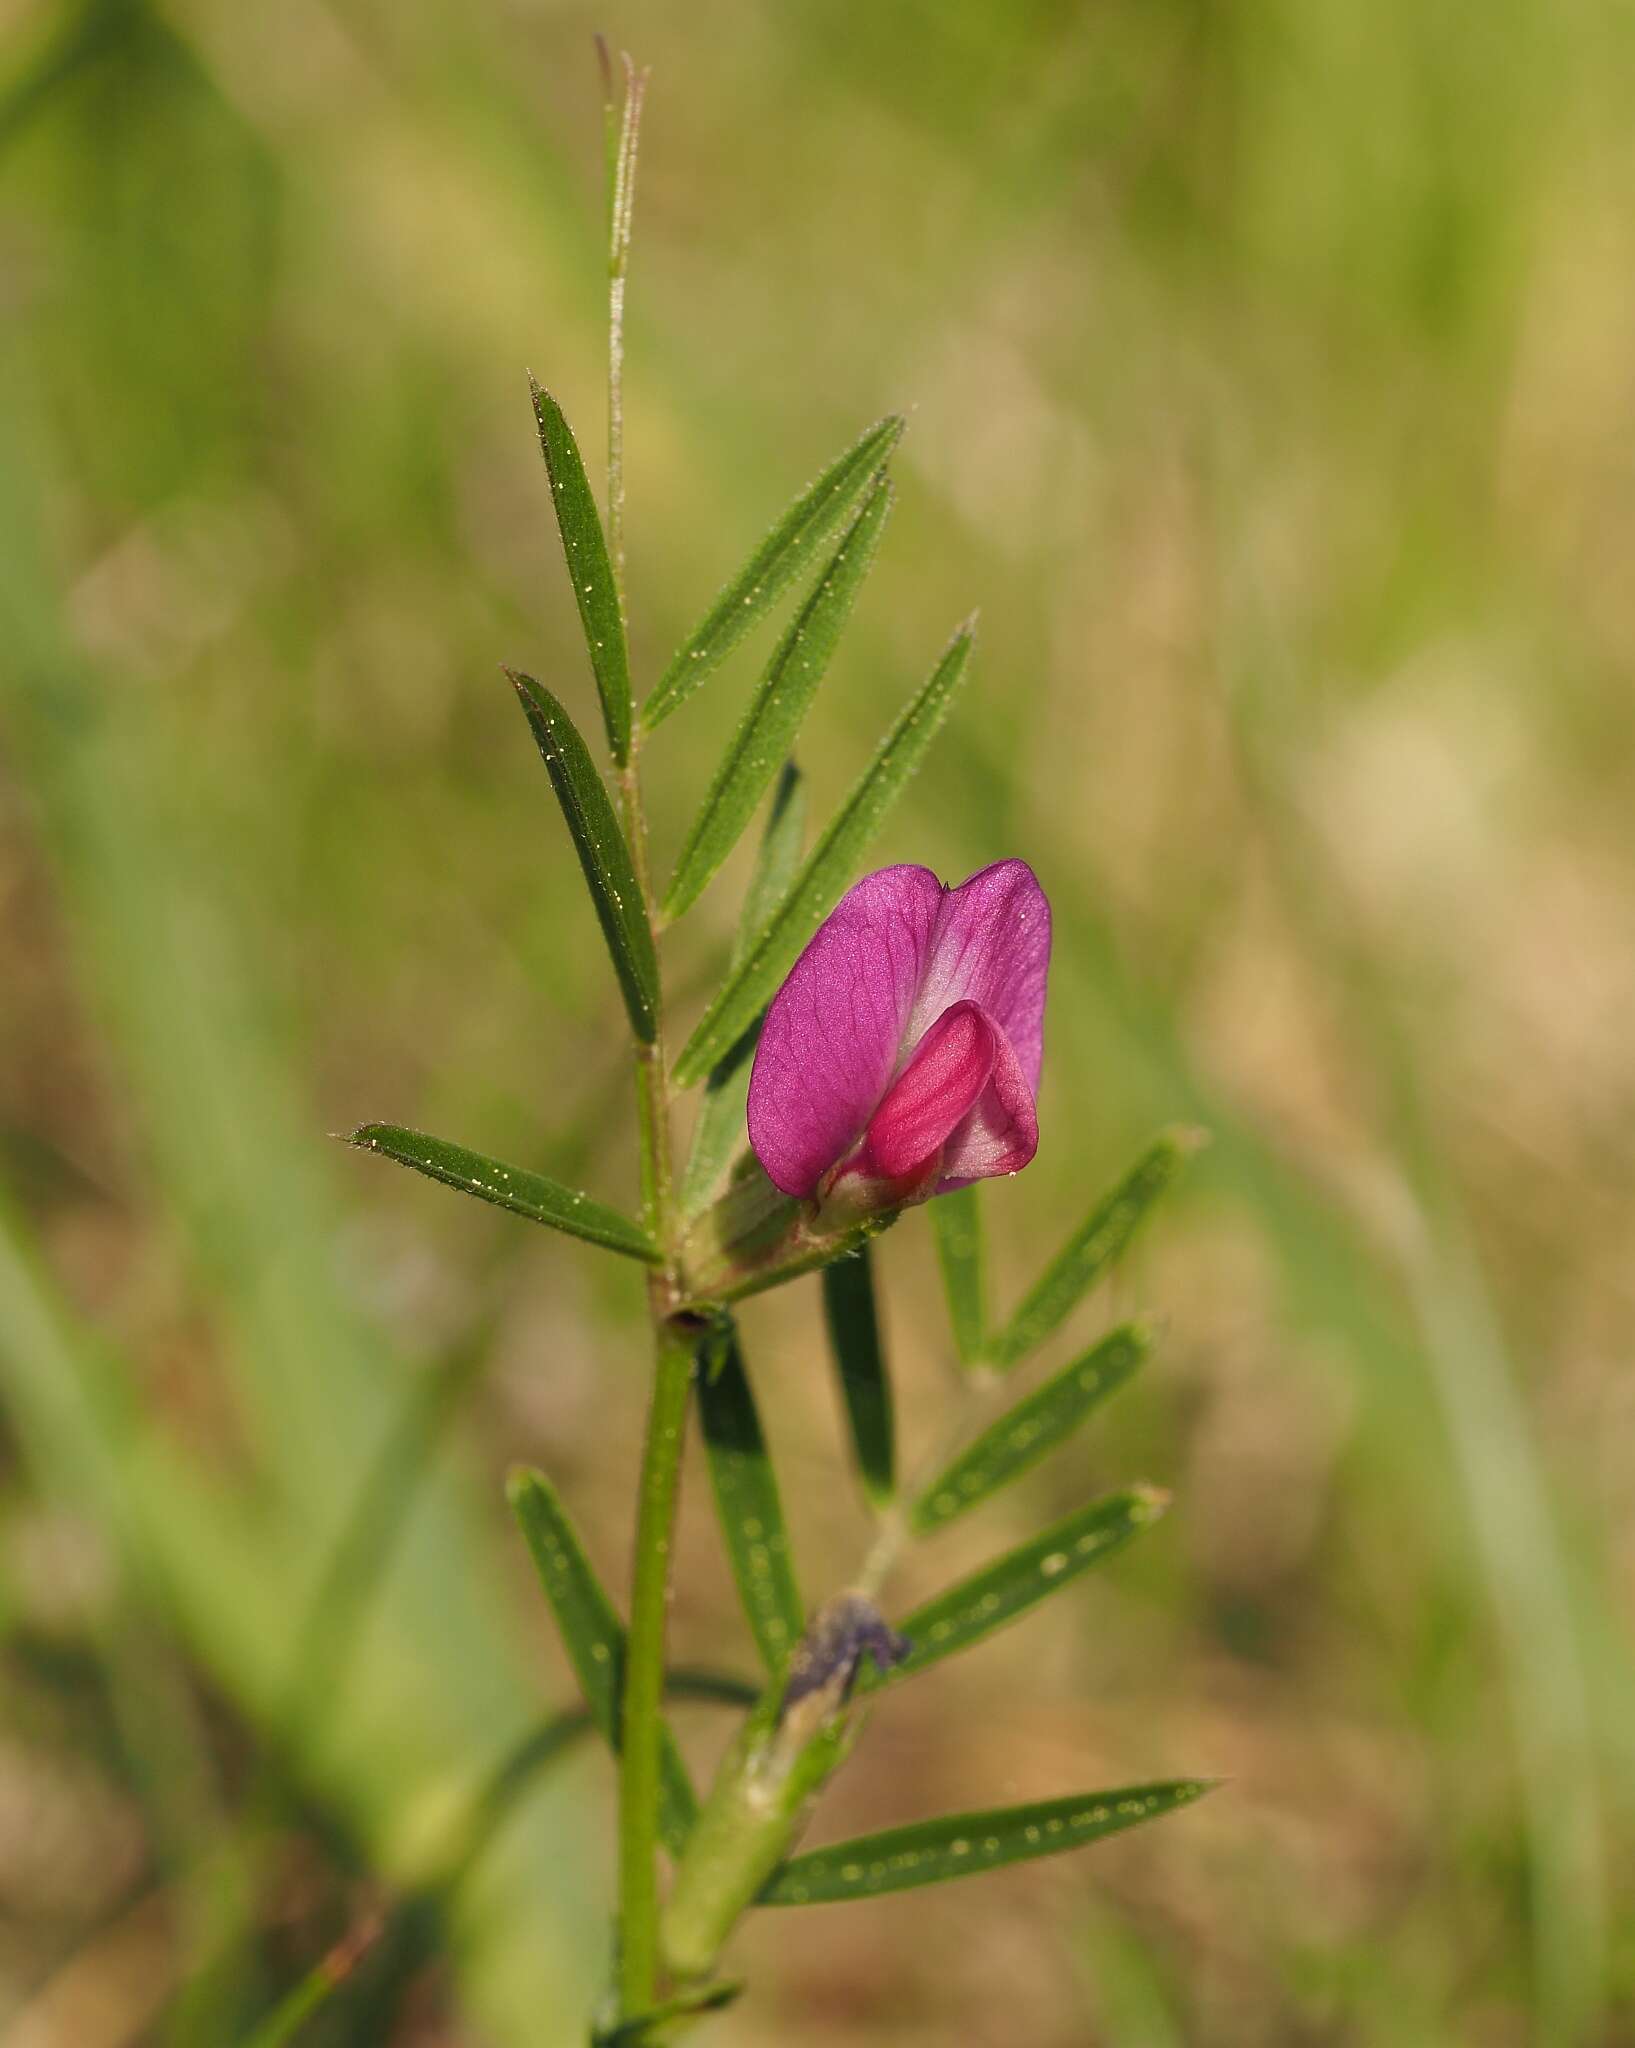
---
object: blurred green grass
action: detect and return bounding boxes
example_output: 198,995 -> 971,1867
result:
2,0 -> 1634,2041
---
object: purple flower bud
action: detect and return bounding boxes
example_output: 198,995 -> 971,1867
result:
747,860 -> 1051,1220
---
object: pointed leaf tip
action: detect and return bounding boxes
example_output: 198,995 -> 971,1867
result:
347,1122 -> 658,1261
910,1321 -> 1152,1533
697,1320 -> 805,1674
987,1129 -> 1195,1368
527,378 -> 632,765
758,1778 -> 1214,1905
646,413 -> 906,727
663,472 -> 894,922
862,1488 -> 1163,1691
672,618 -> 973,1087
509,1467 -> 699,1854
507,668 -> 659,1044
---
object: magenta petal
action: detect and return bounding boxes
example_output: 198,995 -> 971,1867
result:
862,1001 -> 996,1180
938,1012 -> 1038,1188
747,865 -> 944,1198
906,859 -> 1051,1097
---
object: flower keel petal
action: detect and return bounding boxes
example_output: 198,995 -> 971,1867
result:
864,1001 -> 996,1180
938,1013 -> 1038,1188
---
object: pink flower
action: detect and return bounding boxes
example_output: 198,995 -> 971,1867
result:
747,861 -> 1051,1219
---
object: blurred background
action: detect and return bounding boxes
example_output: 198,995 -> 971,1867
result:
2,0 -> 1633,2041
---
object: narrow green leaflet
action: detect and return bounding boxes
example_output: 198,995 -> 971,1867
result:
507,1470 -> 698,1854
679,764 -> 806,1217
529,378 -> 631,763
860,1488 -> 1168,1692
697,1320 -> 805,1674
910,1322 -> 1151,1534
508,669 -> 659,1043
594,1981 -> 744,2046
929,1186 -> 985,1367
987,1129 -> 1200,1369
821,1244 -> 894,1508
758,1781 -> 1214,1906
663,475 -> 893,921
345,1125 -> 657,1262
673,619 -> 976,1086
645,414 -> 904,727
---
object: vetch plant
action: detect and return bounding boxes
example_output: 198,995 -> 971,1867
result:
345,51 -> 1211,2044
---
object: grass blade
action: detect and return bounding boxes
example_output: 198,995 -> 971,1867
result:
861,1488 -> 1168,1692
988,1129 -> 1199,1369
672,619 -> 976,1086
910,1322 -> 1151,1534
508,668 -> 659,1044
345,1124 -> 657,1261
929,1187 -> 985,1368
645,414 -> 904,728
679,764 -> 806,1216
529,378 -> 631,763
758,1780 -> 1214,1905
821,1244 -> 894,1508
663,476 -> 893,920
697,1319 -> 805,1674
507,1469 -> 698,1855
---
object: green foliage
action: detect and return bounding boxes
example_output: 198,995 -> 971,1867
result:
910,1322 -> 1150,1533
508,668 -> 660,1043
593,1980 -> 745,2045
820,1244 -> 895,1508
697,1320 -> 805,1674
987,1131 -> 1199,1369
345,1124 -> 657,1260
529,378 -> 631,764
507,1470 -> 699,1855
759,1781 -> 1214,1905
864,1489 -> 1169,1691
664,474 -> 892,920
679,764 -> 807,1217
644,415 -> 905,728
929,1187 -> 986,1367
672,620 -> 976,1085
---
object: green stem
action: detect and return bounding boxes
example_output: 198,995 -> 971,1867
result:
600,53 -> 690,2016
619,1315 -> 696,2009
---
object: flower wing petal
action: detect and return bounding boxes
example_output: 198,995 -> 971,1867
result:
938,1011 -> 1039,1188
747,865 -> 944,1198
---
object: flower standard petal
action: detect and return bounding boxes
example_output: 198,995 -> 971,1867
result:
746,865 -> 944,1198
907,859 -> 1051,1096
861,1001 -> 996,1180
